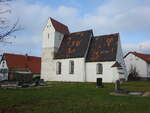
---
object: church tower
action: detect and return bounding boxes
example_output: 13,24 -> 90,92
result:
41,17 -> 69,81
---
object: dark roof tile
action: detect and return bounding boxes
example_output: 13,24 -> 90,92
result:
54,30 -> 93,59
86,33 -> 119,62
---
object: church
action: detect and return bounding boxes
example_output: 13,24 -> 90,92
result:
41,17 -> 127,83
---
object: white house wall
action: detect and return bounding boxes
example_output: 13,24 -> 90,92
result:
86,61 -> 119,83
0,59 -> 8,81
124,53 -> 148,78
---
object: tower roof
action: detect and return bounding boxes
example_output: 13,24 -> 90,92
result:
50,17 -> 69,34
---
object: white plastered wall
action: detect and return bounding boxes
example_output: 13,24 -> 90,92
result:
86,61 -> 116,83
52,58 -> 86,82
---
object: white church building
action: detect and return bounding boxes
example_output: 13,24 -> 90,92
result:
41,17 -> 127,83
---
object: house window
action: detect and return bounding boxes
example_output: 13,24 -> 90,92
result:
56,62 -> 61,74
69,60 -> 74,74
96,63 -> 103,74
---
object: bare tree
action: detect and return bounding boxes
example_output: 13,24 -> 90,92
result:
128,65 -> 140,81
0,0 -> 20,43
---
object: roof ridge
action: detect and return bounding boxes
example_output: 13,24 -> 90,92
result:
132,52 -> 150,56
94,33 -> 119,38
70,29 -> 93,34
4,53 -> 41,58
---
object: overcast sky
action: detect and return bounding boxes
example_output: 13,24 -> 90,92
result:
0,0 -> 150,56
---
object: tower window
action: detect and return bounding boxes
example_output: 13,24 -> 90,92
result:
69,60 -> 74,74
47,25 -> 51,28
56,62 -> 61,74
48,33 -> 50,39
96,63 -> 103,74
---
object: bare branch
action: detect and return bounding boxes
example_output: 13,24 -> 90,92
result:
0,0 -> 13,3
0,19 -> 20,40
0,0 -> 20,43
0,9 -> 11,14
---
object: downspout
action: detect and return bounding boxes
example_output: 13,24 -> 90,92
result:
147,63 -> 149,80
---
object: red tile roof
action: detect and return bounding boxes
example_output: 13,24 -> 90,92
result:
125,52 -> 150,63
50,17 -> 69,34
3,53 -> 41,74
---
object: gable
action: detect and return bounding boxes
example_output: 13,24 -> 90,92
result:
0,59 -> 8,69
86,33 -> 119,62
54,30 -> 93,59
124,52 -> 150,63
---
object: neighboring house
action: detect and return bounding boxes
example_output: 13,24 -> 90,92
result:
124,52 -> 150,80
41,17 -> 127,83
0,53 -> 41,81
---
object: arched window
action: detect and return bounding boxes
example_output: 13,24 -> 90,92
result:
96,63 -> 103,74
69,60 -> 74,74
56,62 -> 61,74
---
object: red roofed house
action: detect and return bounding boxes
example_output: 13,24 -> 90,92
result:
124,52 -> 150,80
0,53 -> 41,81
41,17 -> 127,83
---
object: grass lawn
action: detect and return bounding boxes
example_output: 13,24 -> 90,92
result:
0,81 -> 150,113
